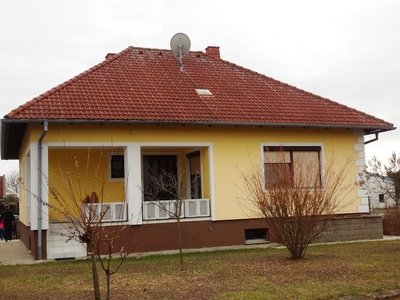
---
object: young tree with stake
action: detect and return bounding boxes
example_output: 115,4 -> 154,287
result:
143,167 -> 199,271
37,148 -> 140,300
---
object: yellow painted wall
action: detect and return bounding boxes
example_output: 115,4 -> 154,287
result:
23,123 -> 360,221
48,148 -> 125,220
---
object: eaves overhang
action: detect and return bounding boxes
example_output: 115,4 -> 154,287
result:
1,118 -> 395,160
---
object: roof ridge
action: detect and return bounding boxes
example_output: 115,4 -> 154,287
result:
5,46 -> 134,119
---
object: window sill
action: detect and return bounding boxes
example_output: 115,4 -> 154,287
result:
245,239 -> 271,245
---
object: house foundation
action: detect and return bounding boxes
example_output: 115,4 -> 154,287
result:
314,214 -> 383,243
94,214 -> 384,256
17,214 -> 383,260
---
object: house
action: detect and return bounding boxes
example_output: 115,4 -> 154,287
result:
1,44 -> 395,260
365,173 -> 397,209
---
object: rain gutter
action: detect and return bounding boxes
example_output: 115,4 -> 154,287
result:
0,118 -> 396,135
364,132 -> 379,145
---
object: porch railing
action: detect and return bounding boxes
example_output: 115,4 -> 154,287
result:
85,202 -> 127,222
143,199 -> 210,220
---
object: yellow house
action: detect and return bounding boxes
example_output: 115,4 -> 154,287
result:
1,45 -> 395,260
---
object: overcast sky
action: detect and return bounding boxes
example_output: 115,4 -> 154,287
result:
1,0 -> 399,174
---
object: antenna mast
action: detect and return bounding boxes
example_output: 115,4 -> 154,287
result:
178,38 -> 183,71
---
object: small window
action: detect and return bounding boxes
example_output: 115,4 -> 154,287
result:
195,89 -> 212,95
379,194 -> 385,203
245,228 -> 268,244
110,154 -> 124,180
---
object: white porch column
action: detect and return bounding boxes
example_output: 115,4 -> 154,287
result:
125,145 -> 143,225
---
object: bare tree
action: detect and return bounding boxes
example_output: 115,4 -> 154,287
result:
360,152 -> 400,208
37,148 -> 139,300
239,149 -> 355,259
360,152 -> 400,235
143,167 -> 197,271
5,168 -> 20,198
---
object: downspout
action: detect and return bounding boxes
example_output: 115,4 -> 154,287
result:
364,132 -> 379,145
37,120 -> 48,260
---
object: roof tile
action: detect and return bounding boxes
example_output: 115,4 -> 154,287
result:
4,46 -> 394,130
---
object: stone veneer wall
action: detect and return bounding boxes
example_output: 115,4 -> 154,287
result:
314,214 -> 383,243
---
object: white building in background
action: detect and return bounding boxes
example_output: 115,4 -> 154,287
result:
366,174 -> 397,210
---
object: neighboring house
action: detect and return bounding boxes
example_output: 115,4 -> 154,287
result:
366,173 -> 396,209
1,45 -> 396,260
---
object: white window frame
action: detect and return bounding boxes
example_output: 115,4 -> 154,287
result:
108,152 -> 125,182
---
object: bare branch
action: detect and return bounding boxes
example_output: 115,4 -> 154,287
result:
142,166 -> 200,270
239,149 -> 355,259
361,152 -> 400,208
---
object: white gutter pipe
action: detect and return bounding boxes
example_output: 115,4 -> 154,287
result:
37,121 -> 48,260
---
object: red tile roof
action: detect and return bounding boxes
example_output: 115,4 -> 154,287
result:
3,46 -> 394,131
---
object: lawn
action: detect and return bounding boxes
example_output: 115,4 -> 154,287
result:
1,240 -> 400,299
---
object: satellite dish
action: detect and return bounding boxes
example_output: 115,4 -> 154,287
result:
170,33 -> 191,56
170,33 -> 191,71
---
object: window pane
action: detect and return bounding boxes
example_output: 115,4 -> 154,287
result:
191,174 -> 202,199
143,155 -> 178,201
111,155 -> 124,178
189,152 -> 202,199
379,194 -> 385,203
293,151 -> 320,187
264,163 -> 291,188
264,151 -> 290,163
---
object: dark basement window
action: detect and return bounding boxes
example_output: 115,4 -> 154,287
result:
245,228 -> 268,244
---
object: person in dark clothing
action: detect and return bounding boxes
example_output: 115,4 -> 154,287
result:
0,220 -> 4,240
0,204 -> 15,242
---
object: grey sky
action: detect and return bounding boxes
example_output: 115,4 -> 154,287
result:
1,0 -> 399,174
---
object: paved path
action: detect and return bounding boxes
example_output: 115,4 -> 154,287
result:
0,240 -> 35,265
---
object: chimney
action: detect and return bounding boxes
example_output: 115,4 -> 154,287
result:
105,53 -> 117,60
205,46 -> 220,59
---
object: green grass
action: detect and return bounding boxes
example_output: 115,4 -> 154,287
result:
1,240 -> 400,299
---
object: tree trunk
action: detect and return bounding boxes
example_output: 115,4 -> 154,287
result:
106,270 -> 111,300
177,218 -> 184,271
87,242 -> 101,300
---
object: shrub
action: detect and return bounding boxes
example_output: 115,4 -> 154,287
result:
382,208 -> 400,235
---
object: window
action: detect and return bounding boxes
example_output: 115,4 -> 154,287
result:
245,228 -> 268,244
263,146 -> 321,189
110,154 -> 124,180
143,155 -> 178,201
379,194 -> 385,203
187,151 -> 202,199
